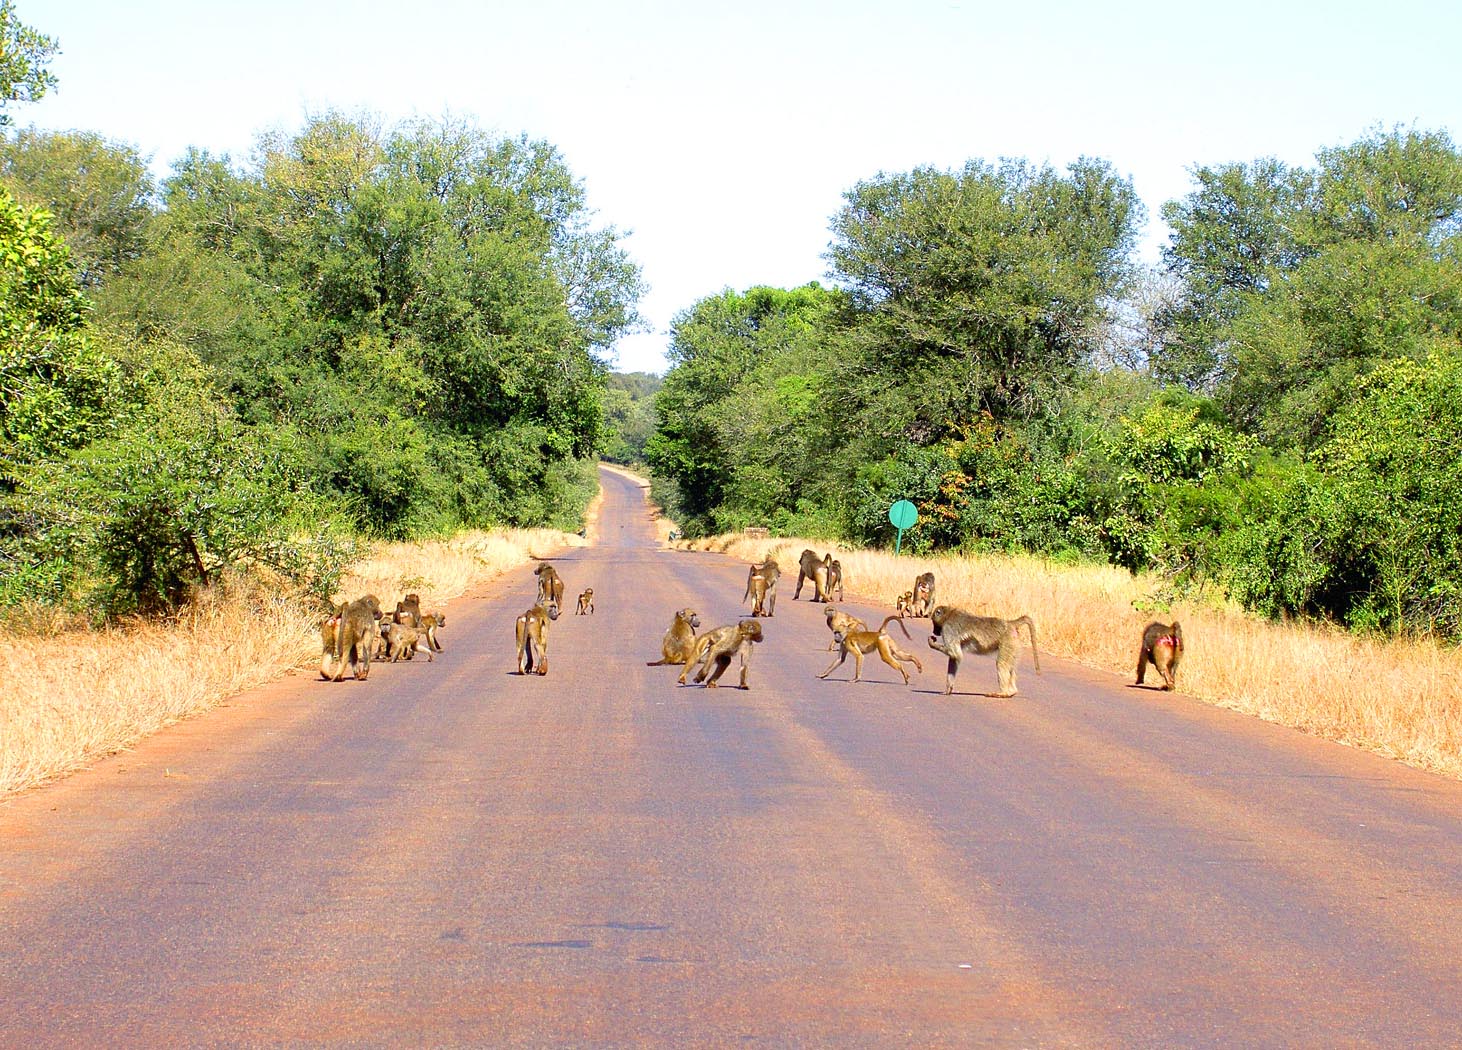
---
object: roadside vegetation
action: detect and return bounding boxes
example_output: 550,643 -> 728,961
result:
686,533 -> 1462,780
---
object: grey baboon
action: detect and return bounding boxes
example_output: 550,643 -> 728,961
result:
820,614 -> 923,684
1136,621 -> 1183,690
927,605 -> 1040,697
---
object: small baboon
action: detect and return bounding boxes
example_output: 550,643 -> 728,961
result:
927,605 -> 1040,697
381,620 -> 433,662
680,619 -> 764,689
820,614 -> 923,684
534,563 -> 565,608
910,572 -> 936,618
743,557 -> 781,616
576,588 -> 595,615
1136,621 -> 1183,690
420,611 -> 446,652
895,591 -> 915,617
826,559 -> 845,603
824,604 -> 867,651
322,594 -> 383,682
394,592 -> 422,626
515,601 -> 560,676
794,549 -> 833,602
647,608 -> 701,666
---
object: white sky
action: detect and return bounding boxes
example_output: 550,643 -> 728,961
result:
23,0 -> 1462,373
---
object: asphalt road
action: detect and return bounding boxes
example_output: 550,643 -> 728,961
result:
2,466 -> 1459,1048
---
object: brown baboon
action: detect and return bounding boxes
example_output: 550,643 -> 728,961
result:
515,601 -> 560,676
381,620 -> 433,662
320,613 -> 344,679
824,604 -> 867,651
927,605 -> 1040,697
323,594 -> 383,682
680,619 -> 764,689
826,559 -> 845,603
420,612 -> 446,652
910,572 -> 936,618
576,588 -> 595,615
534,563 -> 565,608
794,549 -> 833,602
743,558 -> 781,616
394,593 -> 422,626
1136,621 -> 1183,690
895,591 -> 915,617
647,608 -> 701,666
820,614 -> 923,684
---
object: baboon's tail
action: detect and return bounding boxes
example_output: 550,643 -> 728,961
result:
881,614 -> 912,639
1171,622 -> 1184,648
1014,615 -> 1040,673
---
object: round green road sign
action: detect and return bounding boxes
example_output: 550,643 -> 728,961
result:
888,499 -> 918,530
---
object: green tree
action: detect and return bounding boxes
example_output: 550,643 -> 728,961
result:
0,0 -> 56,125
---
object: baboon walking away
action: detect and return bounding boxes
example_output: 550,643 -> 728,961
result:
927,605 -> 1040,697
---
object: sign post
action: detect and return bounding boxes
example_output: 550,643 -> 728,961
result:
888,499 -> 918,556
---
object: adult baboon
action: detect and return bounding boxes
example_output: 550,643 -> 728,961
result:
394,593 -> 422,626
680,619 -> 764,689
322,594 -> 382,682
534,563 -> 565,608
382,620 -> 433,662
576,588 -> 595,615
420,611 -> 446,652
826,559 -> 845,603
794,549 -> 833,602
515,601 -> 560,676
1136,621 -> 1183,690
647,608 -> 701,666
820,614 -> 923,684
910,572 -> 936,618
927,605 -> 1040,697
743,557 -> 781,617
824,605 -> 867,651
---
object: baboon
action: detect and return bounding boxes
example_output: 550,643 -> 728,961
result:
679,619 -> 764,689
381,620 -> 433,662
322,594 -> 383,682
824,604 -> 867,651
576,588 -> 595,615
534,563 -> 565,608
515,601 -> 560,676
1136,621 -> 1183,690
910,572 -> 936,618
394,592 -> 422,626
820,615 -> 923,684
927,605 -> 1040,697
895,591 -> 915,617
647,608 -> 701,666
743,557 -> 781,616
826,559 -> 845,603
420,611 -> 446,652
793,549 -> 833,602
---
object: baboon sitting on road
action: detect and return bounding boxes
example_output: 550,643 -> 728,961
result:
648,608 -> 701,666
909,572 -> 935,618
927,605 -> 1040,697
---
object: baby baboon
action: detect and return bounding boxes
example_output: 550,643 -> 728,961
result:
515,601 -> 560,676
794,549 -> 833,602
1136,621 -> 1183,690
743,557 -> 781,616
420,611 -> 446,652
534,563 -> 565,608
647,608 -> 701,666
824,604 -> 867,651
394,593 -> 422,626
927,605 -> 1040,697
323,594 -> 383,682
576,588 -> 595,615
680,619 -> 764,689
895,591 -> 915,617
382,620 -> 433,662
910,572 -> 936,618
320,613 -> 343,679
820,614 -> 923,684
826,559 -> 845,603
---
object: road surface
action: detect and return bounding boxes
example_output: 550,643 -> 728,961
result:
2,466 -> 1459,1047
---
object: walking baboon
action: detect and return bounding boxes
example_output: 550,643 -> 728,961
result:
824,605 -> 867,651
394,593 -> 422,626
534,563 -> 565,608
647,608 -> 701,666
322,594 -> 382,682
826,559 -> 845,603
896,591 -> 915,617
743,558 -> 781,616
515,601 -> 559,676
1136,621 -> 1183,690
420,611 -> 446,652
382,620 -> 433,662
927,605 -> 1040,697
910,572 -> 936,618
821,614 -> 923,684
794,549 -> 833,602
576,588 -> 595,615
680,619 -> 764,689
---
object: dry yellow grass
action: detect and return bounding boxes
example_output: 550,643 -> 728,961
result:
684,533 -> 1462,780
0,527 -> 585,798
